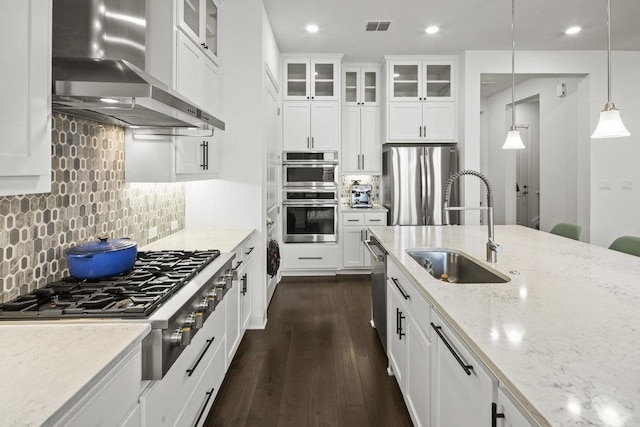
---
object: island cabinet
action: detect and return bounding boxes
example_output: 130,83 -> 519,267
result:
383,56 -> 457,143
0,0 -> 51,196
386,258 -> 433,427
341,211 -> 387,269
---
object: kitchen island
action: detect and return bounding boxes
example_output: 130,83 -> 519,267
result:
369,225 -> 640,427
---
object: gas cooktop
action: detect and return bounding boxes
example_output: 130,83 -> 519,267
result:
0,250 -> 220,319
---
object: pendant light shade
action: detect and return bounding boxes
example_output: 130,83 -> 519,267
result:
503,127 -> 525,149
502,0 -> 524,150
591,0 -> 630,139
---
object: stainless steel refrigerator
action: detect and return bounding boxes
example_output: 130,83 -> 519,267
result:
382,144 -> 460,225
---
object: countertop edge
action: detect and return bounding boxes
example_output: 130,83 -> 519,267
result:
42,323 -> 151,427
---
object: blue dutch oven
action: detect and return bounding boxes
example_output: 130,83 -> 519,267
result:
66,237 -> 138,279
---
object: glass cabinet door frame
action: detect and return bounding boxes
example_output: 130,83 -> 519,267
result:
283,56 -> 341,101
388,59 -> 422,102
310,59 -> 339,101
342,65 -> 380,106
176,0 -> 219,64
422,60 -> 454,102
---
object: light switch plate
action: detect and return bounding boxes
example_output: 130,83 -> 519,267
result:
599,181 -> 611,190
148,226 -> 158,239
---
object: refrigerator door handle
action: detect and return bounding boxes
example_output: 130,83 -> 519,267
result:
420,149 -> 428,225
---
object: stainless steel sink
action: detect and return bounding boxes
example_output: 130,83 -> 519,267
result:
406,248 -> 511,284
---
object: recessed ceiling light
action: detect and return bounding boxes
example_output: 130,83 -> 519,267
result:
306,24 -> 319,33
565,26 -> 581,35
425,26 -> 439,34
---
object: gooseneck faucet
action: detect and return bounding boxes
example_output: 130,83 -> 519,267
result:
443,170 -> 502,263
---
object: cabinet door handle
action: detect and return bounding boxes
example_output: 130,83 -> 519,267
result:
204,141 -> 209,170
361,154 -> 365,169
200,141 -> 207,170
307,136 -> 310,149
311,136 -> 315,148
347,219 -> 360,222
244,247 -> 255,255
241,273 -> 248,295
232,260 -> 243,271
299,256 -> 322,260
193,387 -> 215,427
492,403 -> 506,427
186,337 -> 215,377
419,126 -> 422,138
369,219 -> 381,222
396,308 -> 405,339
431,323 -> 474,375
390,277 -> 411,300
423,125 -> 427,138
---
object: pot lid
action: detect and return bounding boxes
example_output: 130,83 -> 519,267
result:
66,237 -> 137,255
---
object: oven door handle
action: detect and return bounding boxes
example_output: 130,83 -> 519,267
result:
282,201 -> 338,207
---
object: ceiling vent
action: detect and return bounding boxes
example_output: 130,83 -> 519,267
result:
365,21 -> 391,31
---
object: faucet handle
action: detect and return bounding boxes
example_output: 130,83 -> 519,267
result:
488,238 -> 503,253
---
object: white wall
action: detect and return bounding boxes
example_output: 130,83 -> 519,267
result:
482,77 -> 584,236
186,0 -> 281,327
464,50 -> 640,247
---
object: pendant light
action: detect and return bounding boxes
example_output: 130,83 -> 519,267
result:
591,0 -> 630,138
502,0 -> 525,149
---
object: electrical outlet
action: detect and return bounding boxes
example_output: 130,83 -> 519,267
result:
599,181 -> 611,190
621,181 -> 633,190
170,220 -> 179,231
148,226 -> 158,239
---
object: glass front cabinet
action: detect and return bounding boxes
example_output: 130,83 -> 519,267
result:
388,59 -> 454,102
177,0 -> 219,63
283,57 -> 340,101
342,66 -> 379,106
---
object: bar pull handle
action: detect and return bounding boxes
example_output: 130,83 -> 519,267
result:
193,387 -> 215,426
245,247 -> 255,255
361,154 -> 365,169
200,141 -> 207,170
241,273 -> 248,295
311,136 -> 315,148
390,277 -> 411,300
492,403 -> 505,427
419,125 -> 422,138
398,309 -> 405,339
298,256 -> 323,260
307,136 -> 310,149
186,337 -> 215,377
431,323 -> 474,375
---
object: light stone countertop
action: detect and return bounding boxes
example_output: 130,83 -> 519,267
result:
141,228 -> 254,252
0,322 -> 150,427
369,225 -> 640,427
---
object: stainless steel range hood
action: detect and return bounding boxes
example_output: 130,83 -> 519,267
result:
52,58 -> 225,131
51,0 -> 224,132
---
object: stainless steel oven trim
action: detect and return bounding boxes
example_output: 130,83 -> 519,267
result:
282,163 -> 338,188
282,151 -> 339,164
282,203 -> 339,243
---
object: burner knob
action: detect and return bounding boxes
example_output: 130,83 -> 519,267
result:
170,326 -> 192,346
214,279 -> 227,291
196,296 -> 215,312
208,289 -> 219,301
185,312 -> 204,329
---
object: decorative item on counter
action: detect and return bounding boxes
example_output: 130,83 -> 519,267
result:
350,180 -> 373,208
66,236 -> 137,279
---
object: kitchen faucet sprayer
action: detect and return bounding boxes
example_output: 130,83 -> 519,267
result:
443,170 -> 502,263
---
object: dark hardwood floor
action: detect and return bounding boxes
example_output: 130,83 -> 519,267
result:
204,275 -> 412,427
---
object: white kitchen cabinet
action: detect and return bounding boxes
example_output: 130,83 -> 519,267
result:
406,315 -> 432,427
384,56 -> 457,143
0,0 -> 51,196
430,310 -> 495,427
341,212 -> 386,269
54,346 -> 142,427
281,243 -> 339,272
282,101 -> 340,151
140,300 -> 226,427
283,57 -> 341,101
387,273 -> 409,394
177,0 -> 219,64
495,387 -> 535,427
226,258 -> 242,367
342,65 -> 379,106
388,102 -> 455,142
341,106 -> 380,173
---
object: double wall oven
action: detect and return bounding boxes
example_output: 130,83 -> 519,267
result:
282,152 -> 339,243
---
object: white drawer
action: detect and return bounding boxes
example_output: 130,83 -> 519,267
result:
342,212 -> 364,226
140,304 -> 226,427
387,258 -> 431,336
282,243 -> 339,270
364,212 -> 387,225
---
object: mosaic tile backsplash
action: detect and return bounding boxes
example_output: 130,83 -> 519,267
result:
0,113 -> 186,303
341,175 -> 381,205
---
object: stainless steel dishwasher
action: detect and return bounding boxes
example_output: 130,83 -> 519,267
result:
365,235 -> 387,354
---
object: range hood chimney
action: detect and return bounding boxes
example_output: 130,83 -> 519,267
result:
51,0 -> 224,132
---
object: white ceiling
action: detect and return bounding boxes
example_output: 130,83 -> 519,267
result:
263,0 -> 640,62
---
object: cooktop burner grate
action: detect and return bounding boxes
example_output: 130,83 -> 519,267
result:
0,250 -> 220,319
